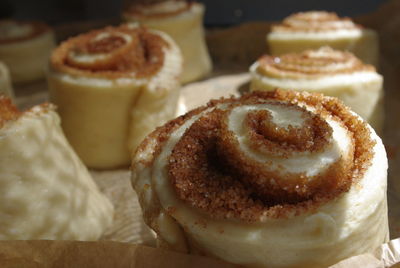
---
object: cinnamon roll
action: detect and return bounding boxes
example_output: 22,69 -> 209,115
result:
0,20 -> 55,84
0,61 -> 13,100
267,11 -> 379,67
0,96 -> 113,240
123,0 -> 212,83
250,47 -> 384,132
132,90 -> 388,268
48,24 -> 182,169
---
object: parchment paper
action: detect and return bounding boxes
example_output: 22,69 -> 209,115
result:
0,240 -> 237,268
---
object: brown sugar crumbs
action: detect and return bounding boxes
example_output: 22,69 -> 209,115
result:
85,36 -> 127,54
0,96 -> 21,129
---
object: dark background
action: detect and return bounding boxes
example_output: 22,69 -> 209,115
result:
0,0 -> 388,26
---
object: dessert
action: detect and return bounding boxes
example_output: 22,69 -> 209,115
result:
0,20 -> 55,83
0,61 -> 13,100
48,24 -> 182,169
267,11 -> 379,67
123,0 -> 212,83
132,89 -> 388,268
0,96 -> 113,240
250,47 -> 384,132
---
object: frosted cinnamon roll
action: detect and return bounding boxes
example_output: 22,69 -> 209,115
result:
250,47 -> 384,132
0,96 -> 113,240
123,0 -> 212,83
0,61 -> 14,100
48,24 -> 182,169
132,90 -> 388,268
267,11 -> 379,67
0,20 -> 55,84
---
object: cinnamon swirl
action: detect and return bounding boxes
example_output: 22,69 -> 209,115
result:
0,61 -> 13,100
132,90 -> 388,268
267,11 -> 379,67
0,96 -> 113,240
123,0 -> 212,83
250,47 -> 384,132
0,20 -> 55,84
48,24 -> 182,169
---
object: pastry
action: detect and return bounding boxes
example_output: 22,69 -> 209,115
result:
0,61 -> 13,99
267,11 -> 379,67
123,0 -> 212,83
0,96 -> 113,240
132,89 -> 388,268
250,47 -> 384,132
48,24 -> 182,169
0,20 -> 55,83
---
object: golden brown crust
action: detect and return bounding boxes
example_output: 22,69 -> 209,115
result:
135,90 -> 375,222
0,20 -> 51,45
50,25 -> 169,79
256,48 -> 375,79
272,11 -> 361,33
0,96 -> 20,128
124,0 -> 193,19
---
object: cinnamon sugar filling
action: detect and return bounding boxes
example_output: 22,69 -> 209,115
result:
124,0 -> 192,19
0,21 -> 50,45
257,49 -> 374,79
138,90 -> 374,221
51,25 -> 169,79
272,11 -> 361,33
244,104 -> 331,154
0,96 -> 21,129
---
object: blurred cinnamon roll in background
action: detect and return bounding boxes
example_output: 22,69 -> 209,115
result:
123,0 -> 212,83
48,24 -> 182,169
250,47 -> 384,132
0,20 -> 55,84
267,11 -> 379,67
132,89 -> 388,268
0,96 -> 113,240
0,61 -> 13,100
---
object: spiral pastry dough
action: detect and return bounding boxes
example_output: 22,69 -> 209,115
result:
0,96 -> 113,240
123,0 -> 212,83
132,90 -> 388,268
250,47 -> 384,133
0,61 -> 14,100
48,24 -> 182,169
267,11 -> 379,67
0,20 -> 55,83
